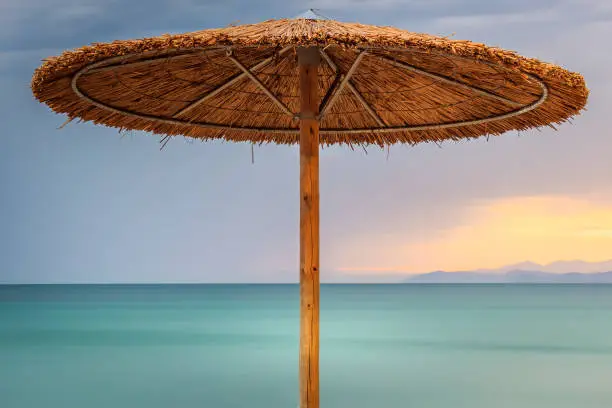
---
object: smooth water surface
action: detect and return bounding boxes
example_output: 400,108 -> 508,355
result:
1,284 -> 612,408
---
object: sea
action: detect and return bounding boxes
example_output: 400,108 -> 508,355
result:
1,284 -> 612,408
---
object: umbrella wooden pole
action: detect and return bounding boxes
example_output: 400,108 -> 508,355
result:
297,46 -> 320,408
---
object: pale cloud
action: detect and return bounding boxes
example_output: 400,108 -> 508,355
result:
0,0 -> 107,28
0,0 -> 111,52
303,0 -> 443,10
0,0 -> 234,53
334,195 -> 612,274
430,9 -> 561,27
53,4 -> 106,20
429,0 -> 612,28
577,228 -> 612,238
538,20 -> 612,74
569,0 -> 612,13
0,48 -> 61,71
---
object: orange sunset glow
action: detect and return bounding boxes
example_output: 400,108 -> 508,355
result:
336,195 -> 612,274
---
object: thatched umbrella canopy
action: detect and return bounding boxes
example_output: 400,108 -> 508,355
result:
32,11 -> 587,146
31,9 -> 588,408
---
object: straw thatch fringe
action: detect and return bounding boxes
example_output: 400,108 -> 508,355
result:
31,18 -> 588,146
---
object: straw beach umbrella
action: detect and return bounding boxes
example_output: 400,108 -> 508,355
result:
31,9 -> 588,408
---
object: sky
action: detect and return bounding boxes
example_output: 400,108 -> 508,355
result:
1,0 -> 611,283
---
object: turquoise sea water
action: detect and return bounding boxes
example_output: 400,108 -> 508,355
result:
1,284 -> 612,408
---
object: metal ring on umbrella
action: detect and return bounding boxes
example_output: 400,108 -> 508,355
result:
69,46 -> 549,135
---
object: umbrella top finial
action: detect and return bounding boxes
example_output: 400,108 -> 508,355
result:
292,9 -> 330,20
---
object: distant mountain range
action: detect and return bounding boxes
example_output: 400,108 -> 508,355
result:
402,260 -> 612,283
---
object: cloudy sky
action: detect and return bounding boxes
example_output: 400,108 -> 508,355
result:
1,0 -> 611,283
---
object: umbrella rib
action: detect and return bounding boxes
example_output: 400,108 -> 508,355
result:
318,72 -> 342,118
226,52 -> 296,118
173,46 -> 293,119
319,50 -> 386,127
318,51 -> 366,120
378,55 -> 523,108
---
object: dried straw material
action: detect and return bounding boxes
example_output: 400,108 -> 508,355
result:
31,18 -> 588,146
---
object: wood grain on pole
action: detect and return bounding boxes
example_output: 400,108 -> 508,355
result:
297,46 -> 320,408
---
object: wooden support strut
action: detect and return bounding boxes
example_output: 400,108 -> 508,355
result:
319,50 -> 385,126
297,46 -> 320,408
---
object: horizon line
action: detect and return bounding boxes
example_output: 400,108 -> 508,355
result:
2,282 -> 612,286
